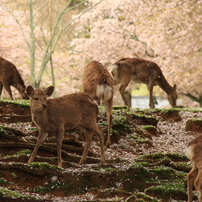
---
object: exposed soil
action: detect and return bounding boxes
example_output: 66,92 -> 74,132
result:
0,100 -> 202,202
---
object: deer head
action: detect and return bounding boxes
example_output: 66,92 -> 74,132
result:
17,84 -> 29,100
167,84 -> 178,107
26,85 -> 54,111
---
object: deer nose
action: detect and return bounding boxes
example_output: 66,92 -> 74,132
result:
42,104 -> 46,109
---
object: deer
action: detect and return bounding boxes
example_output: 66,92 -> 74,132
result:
26,85 -> 105,168
186,135 -> 202,202
0,57 -> 28,100
82,61 -> 114,147
111,58 -> 178,110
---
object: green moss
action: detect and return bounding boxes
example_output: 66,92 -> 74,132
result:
136,138 -> 152,144
17,149 -> 32,155
133,107 -> 202,115
29,162 -> 63,171
0,187 -> 36,200
119,144 -> 126,149
113,113 -> 127,125
166,153 -> 188,161
130,134 -> 152,145
112,111 -> 133,134
0,178 -> 9,185
135,192 -> 159,202
187,118 -> 202,122
145,182 -> 187,201
111,128 -> 119,134
149,166 -> 178,180
160,108 -> 179,114
137,153 -> 165,161
112,105 -> 128,111
128,112 -> 156,120
103,167 -> 118,172
0,99 -> 30,107
122,164 -> 153,192
137,153 -> 188,166
137,162 -> 152,166
34,180 -> 73,195
127,164 -> 152,181
29,127 -> 37,131
142,125 -> 156,130
11,172 -> 17,179
0,127 -> 7,136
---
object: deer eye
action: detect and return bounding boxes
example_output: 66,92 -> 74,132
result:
34,98 -> 39,100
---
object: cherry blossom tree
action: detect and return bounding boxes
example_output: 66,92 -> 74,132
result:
1,0 -> 202,106
1,0 -> 103,90
69,0 -> 202,106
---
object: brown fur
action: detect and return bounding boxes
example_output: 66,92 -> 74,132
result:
0,57 -> 28,100
26,85 -> 105,168
111,58 -> 178,109
186,135 -> 202,202
82,61 -> 114,147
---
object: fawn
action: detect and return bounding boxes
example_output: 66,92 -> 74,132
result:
186,135 -> 202,202
26,85 -> 105,168
111,57 -> 177,110
0,57 -> 28,100
82,61 -> 114,147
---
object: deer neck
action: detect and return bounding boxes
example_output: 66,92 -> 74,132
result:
14,83 -> 25,93
31,108 -> 49,128
158,75 -> 173,94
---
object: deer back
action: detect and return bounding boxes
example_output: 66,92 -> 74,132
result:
0,57 -> 28,99
186,135 -> 202,163
112,58 -> 164,84
27,86 -> 99,131
82,61 -> 114,104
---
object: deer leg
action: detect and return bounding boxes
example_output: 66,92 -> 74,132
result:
94,98 -> 100,105
194,169 -> 202,202
3,84 -> 13,100
119,80 -> 130,111
187,165 -> 198,202
55,128 -> 64,168
0,82 -> 3,98
105,99 -> 113,147
79,131 -> 93,164
113,75 -> 121,86
147,83 -> 155,108
95,126 -> 105,164
28,131 -> 48,164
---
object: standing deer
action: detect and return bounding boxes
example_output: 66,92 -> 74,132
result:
26,85 -> 105,168
0,57 -> 28,100
111,58 -> 178,110
82,61 -> 114,147
186,135 -> 202,202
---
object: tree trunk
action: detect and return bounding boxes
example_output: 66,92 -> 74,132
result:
185,93 -> 202,107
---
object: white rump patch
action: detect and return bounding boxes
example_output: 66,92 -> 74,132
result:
96,84 -> 113,104
197,191 -> 202,199
185,145 -> 194,160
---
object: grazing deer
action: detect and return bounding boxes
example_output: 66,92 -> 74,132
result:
111,58 -> 178,110
0,57 -> 28,100
26,85 -> 105,168
186,135 -> 202,202
82,61 -> 114,147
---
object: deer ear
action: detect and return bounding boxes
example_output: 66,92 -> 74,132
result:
173,84 -> 177,90
26,86 -> 34,97
45,86 -> 54,97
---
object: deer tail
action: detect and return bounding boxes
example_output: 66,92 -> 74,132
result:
96,81 -> 113,104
